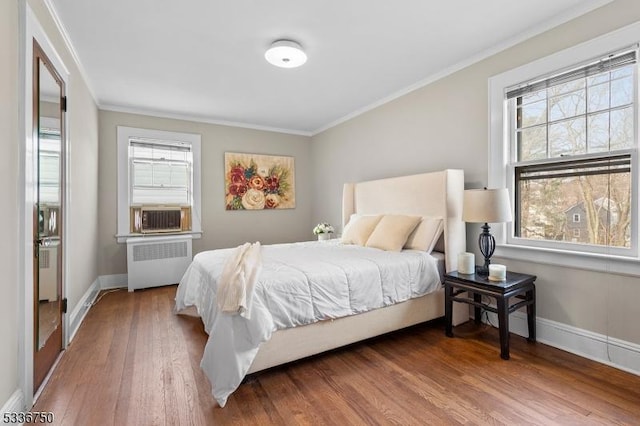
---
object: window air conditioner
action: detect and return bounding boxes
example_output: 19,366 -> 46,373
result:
140,206 -> 182,233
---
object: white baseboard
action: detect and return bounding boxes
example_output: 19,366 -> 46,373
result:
98,273 -> 128,290
481,310 -> 640,376
1,388 -> 26,418
67,278 -> 100,343
67,274 -> 127,343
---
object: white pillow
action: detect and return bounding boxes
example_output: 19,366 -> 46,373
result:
365,215 -> 421,252
341,215 -> 382,246
404,217 -> 444,253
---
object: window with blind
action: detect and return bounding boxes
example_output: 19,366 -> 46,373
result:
129,139 -> 192,205
116,126 -> 202,240
507,48 -> 637,254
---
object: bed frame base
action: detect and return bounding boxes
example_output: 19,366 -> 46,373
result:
247,288 -> 468,374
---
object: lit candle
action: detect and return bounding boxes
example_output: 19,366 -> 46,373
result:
458,252 -> 475,274
489,264 -> 507,281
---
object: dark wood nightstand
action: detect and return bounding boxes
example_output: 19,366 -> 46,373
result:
444,269 -> 536,360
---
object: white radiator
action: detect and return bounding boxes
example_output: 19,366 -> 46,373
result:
126,235 -> 193,292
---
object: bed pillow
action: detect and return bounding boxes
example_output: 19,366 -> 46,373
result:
404,217 -> 444,253
341,215 -> 382,246
365,215 -> 421,252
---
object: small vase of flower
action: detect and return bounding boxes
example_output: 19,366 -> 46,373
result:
313,222 -> 334,241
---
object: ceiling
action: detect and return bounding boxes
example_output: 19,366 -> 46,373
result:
50,0 -> 611,135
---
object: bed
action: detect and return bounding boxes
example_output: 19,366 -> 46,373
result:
175,169 -> 469,406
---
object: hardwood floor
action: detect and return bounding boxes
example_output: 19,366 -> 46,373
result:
32,285 -> 640,425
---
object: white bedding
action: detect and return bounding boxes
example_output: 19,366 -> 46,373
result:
175,240 -> 443,407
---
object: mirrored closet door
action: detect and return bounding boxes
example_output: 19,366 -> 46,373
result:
33,40 -> 66,393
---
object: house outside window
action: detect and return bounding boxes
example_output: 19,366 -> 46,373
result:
116,127 -> 202,242
489,24 -> 640,274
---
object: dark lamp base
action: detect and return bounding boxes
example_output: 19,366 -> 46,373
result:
478,223 -> 496,276
476,265 -> 489,276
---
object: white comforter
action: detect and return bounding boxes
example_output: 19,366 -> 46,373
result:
174,240 -> 442,407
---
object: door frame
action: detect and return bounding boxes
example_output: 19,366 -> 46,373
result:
19,2 -> 71,408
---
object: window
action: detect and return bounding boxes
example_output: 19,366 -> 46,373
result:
489,23 -> 640,274
116,127 -> 202,242
508,49 -> 635,254
129,140 -> 192,205
39,124 -> 60,237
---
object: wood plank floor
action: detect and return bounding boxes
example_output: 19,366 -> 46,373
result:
32,285 -> 640,425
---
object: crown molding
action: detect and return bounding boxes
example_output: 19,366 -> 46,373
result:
42,0 -> 98,104
99,104 -> 313,137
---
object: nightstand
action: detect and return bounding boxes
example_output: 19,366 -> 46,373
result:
444,269 -> 536,360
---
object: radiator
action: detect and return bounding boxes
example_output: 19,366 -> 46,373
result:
126,235 -> 193,292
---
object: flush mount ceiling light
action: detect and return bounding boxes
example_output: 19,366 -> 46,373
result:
265,40 -> 307,68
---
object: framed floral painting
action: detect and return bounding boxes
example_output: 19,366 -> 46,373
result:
224,152 -> 296,210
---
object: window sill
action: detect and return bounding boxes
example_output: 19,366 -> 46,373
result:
494,243 -> 640,277
115,230 -> 202,244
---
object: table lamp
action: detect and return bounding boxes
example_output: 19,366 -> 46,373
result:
462,188 -> 512,275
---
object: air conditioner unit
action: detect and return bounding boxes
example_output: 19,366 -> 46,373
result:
140,206 -> 182,233
126,235 -> 192,292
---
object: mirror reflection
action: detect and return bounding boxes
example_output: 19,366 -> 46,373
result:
37,58 -> 62,350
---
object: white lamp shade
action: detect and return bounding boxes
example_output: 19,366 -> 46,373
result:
265,40 -> 307,68
463,188 -> 512,223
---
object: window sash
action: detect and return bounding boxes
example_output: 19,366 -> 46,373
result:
512,152 -> 633,253
511,61 -> 636,162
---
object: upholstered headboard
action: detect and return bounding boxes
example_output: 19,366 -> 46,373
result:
342,169 -> 465,272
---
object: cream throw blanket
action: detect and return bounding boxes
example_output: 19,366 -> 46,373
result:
216,242 -> 262,319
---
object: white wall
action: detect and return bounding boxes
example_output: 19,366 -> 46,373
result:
0,0 -> 21,409
311,0 -> 640,345
98,111 -> 313,275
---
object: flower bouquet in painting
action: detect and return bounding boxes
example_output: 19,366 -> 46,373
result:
225,152 -> 296,210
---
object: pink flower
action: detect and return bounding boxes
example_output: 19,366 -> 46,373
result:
228,182 -> 248,196
265,194 -> 280,209
265,175 -> 279,192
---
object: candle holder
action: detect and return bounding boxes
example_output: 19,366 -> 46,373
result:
488,264 -> 507,281
457,252 -> 475,274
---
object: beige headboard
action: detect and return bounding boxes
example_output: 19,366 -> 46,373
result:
342,169 -> 465,272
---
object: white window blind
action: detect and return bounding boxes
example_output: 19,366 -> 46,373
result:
129,139 -> 192,205
38,133 -> 61,204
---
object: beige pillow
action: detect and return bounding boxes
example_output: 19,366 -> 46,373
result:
404,217 -> 444,253
365,215 -> 421,252
342,215 -> 382,246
